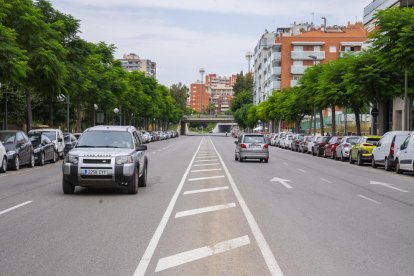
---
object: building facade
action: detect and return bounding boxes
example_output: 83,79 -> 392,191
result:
119,53 -> 157,78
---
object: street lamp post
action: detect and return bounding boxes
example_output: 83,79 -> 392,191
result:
93,104 -> 98,126
309,55 -> 318,135
58,94 -> 70,131
245,52 -> 253,73
199,68 -> 205,114
114,108 -> 120,126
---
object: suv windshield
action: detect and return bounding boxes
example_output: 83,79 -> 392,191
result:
76,131 -> 133,149
243,135 -> 265,143
0,132 -> 16,144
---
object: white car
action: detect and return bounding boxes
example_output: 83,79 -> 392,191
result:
395,133 -> 414,174
281,134 -> 294,149
28,129 -> 65,158
307,136 -> 319,154
0,141 -> 7,173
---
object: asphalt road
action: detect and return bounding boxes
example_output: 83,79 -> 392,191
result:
1,135 -> 414,275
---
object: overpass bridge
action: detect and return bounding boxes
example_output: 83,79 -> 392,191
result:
179,115 -> 236,135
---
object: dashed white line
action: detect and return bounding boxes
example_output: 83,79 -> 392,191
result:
0,201 -> 33,216
183,186 -> 229,195
193,163 -> 220,167
133,138 -> 204,276
297,169 -> 307,173
210,137 -> 284,276
358,195 -> 382,205
155,235 -> 250,272
320,178 -> 332,184
196,155 -> 217,158
175,203 -> 236,218
194,159 -> 219,162
191,168 -> 222,173
188,175 -> 225,182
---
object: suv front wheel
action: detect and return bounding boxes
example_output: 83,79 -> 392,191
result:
62,178 -> 75,194
139,163 -> 147,187
127,168 -> 139,194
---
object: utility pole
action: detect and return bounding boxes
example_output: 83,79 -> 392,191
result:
245,52 -> 253,73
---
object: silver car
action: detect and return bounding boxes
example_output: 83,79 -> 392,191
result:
335,136 -> 359,161
235,134 -> 269,163
62,126 -> 148,194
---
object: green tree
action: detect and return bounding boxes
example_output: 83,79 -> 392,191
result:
170,82 -> 188,112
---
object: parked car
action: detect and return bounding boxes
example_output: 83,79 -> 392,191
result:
0,130 -> 35,170
323,136 -> 342,159
0,141 -> 7,173
73,133 -> 82,140
335,136 -> 360,161
312,136 -> 331,157
291,134 -> 304,152
234,133 -> 269,163
349,135 -> 381,166
28,133 -> 56,165
269,133 -> 278,146
299,136 -> 313,153
63,133 -> 78,156
275,132 -> 289,147
281,134 -> 294,149
395,133 -> 414,174
372,131 -> 411,171
307,136 -> 319,154
62,125 -> 148,194
29,128 -> 65,158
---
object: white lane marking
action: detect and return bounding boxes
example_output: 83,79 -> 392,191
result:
155,235 -> 250,272
0,201 -> 33,216
196,155 -> 217,158
320,178 -> 332,184
133,138 -> 204,276
194,159 -> 219,162
297,169 -> 307,173
193,163 -> 220,167
358,195 -> 382,205
283,162 -> 288,166
183,186 -> 229,195
270,177 -> 293,189
210,137 -> 284,276
191,168 -> 222,173
370,180 -> 409,193
188,175 -> 225,182
175,203 -> 236,218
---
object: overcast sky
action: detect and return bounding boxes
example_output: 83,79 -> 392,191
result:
50,0 -> 371,87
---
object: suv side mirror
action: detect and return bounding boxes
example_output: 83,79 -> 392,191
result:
136,145 -> 147,151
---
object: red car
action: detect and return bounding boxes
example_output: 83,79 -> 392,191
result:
324,136 -> 342,159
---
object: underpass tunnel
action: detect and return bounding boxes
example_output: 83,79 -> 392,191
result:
218,125 -> 232,133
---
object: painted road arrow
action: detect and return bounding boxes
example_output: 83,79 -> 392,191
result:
370,180 -> 409,193
271,177 -> 293,189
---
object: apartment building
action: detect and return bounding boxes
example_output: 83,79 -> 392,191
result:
119,53 -> 157,78
364,0 -> 413,31
189,82 -> 210,113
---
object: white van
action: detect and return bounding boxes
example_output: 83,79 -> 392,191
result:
395,133 -> 414,174
372,131 -> 411,171
28,129 -> 65,158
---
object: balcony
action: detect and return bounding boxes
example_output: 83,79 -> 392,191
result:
290,80 -> 299,87
291,51 -> 325,60
271,66 -> 281,76
291,66 -> 308,75
271,52 -> 281,61
340,51 -> 361,58
270,81 -> 281,90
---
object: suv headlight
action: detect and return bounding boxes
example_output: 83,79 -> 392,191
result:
116,156 -> 133,165
65,154 -> 78,165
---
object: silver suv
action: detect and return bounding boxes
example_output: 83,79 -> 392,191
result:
62,126 -> 148,194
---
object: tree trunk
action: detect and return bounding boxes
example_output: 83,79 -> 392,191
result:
355,109 -> 361,136
331,105 -> 336,135
319,110 -> 324,135
26,90 -> 33,132
49,100 -> 54,127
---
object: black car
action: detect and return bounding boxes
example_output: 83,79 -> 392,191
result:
28,133 -> 56,165
0,130 -> 34,170
63,133 -> 77,155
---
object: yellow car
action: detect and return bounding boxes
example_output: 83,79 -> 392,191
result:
349,135 -> 381,166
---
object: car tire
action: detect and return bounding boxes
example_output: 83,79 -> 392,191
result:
51,151 -> 58,163
62,178 -> 75,194
0,157 -> 7,173
28,153 -> 35,168
264,158 -> 269,163
357,153 -> 363,166
371,158 -> 378,168
13,155 -> 20,170
317,149 -> 321,157
39,152 -> 45,166
349,154 -> 354,164
138,163 -> 147,187
384,158 -> 391,171
340,152 -> 345,162
331,151 -> 335,159
395,160 -> 403,174
239,157 -> 243,162
127,168 -> 139,194
235,154 -> 238,161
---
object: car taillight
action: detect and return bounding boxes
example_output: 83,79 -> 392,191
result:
241,143 -> 247,148
390,143 -> 394,156
263,144 -> 268,149
363,143 -> 373,147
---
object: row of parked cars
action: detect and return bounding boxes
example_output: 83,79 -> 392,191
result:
0,128 -> 178,174
268,131 -> 414,174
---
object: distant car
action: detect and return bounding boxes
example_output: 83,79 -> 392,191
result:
335,136 -> 360,161
28,133 -> 56,165
307,136 -> 319,154
372,131 -> 411,171
281,134 -> 294,149
395,133 -> 414,174
312,136 -> 331,157
235,133 -> 269,163
29,128 -> 65,158
0,141 -> 7,173
349,136 -> 381,166
0,130 -> 35,170
63,133 -> 78,156
73,133 -> 82,140
299,136 -> 313,153
291,134 -> 304,152
323,136 -> 342,159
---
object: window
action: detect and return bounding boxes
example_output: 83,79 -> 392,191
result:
329,46 -> 337,53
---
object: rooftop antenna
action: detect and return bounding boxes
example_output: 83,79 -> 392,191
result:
311,12 -> 315,25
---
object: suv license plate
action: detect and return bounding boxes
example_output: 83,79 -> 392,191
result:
81,169 -> 111,175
